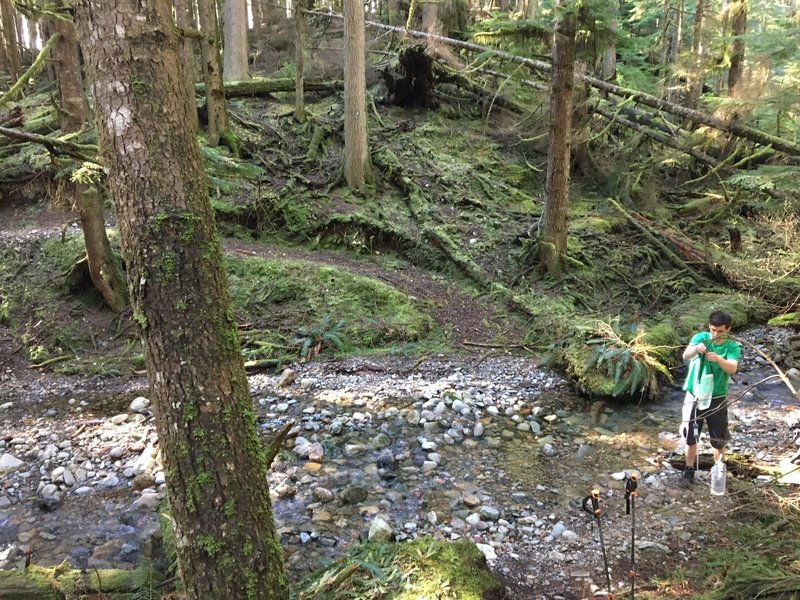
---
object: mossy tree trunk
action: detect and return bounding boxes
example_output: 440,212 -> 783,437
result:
52,1 -> 128,313
73,1 -> 288,599
343,0 -> 373,191
538,2 -> 575,278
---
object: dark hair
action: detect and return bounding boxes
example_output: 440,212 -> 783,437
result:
708,310 -> 732,327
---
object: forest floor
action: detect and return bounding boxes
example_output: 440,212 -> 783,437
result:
2,202 -> 800,599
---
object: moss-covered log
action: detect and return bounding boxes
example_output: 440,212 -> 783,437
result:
195,78 -> 343,98
0,564 -> 156,599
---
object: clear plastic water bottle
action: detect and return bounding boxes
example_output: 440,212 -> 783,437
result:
710,459 -> 727,496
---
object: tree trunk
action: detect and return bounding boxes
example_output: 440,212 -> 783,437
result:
52,5 -> 88,132
252,0 -> 265,31
658,0 -> 672,70
665,0 -> 683,104
51,3 -> 128,313
198,0 -> 226,145
294,4 -> 306,123
223,0 -> 250,81
538,5 -> 575,278
686,0 -> 706,109
174,0 -> 200,132
526,0 -> 538,19
72,1 -> 289,599
600,8 -> 617,81
727,0 -> 746,97
73,185 -> 129,312
343,0 -> 373,191
0,0 -> 20,82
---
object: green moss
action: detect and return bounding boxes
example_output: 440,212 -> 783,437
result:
196,535 -> 221,557
160,251 -> 176,281
182,401 -> 198,423
132,310 -> 148,329
225,254 -> 438,357
767,312 -> 797,327
224,499 -> 235,517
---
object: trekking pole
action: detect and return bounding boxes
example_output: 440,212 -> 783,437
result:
625,474 -> 638,600
582,488 -> 614,599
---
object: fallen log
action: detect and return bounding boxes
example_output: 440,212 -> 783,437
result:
0,563 -> 160,599
593,104 -> 724,170
0,126 -> 98,163
305,11 -> 800,158
607,198 -> 706,284
195,77 -> 343,98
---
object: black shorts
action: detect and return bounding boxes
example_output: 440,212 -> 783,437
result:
686,396 -> 729,450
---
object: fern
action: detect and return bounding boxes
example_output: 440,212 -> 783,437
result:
584,318 -> 674,399
291,317 -> 348,360
131,557 -> 157,600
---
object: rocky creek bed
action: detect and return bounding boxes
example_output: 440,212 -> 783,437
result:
1,331 -> 799,599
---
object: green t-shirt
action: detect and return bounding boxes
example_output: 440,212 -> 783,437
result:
683,331 -> 741,398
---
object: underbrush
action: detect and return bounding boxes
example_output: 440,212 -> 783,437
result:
645,485 -> 800,600
292,539 -> 505,600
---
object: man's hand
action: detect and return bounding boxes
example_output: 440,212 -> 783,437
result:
696,342 -> 707,355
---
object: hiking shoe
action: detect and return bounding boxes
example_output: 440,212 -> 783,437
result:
676,467 -> 695,488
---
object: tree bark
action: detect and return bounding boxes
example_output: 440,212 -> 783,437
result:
727,0 -> 746,96
50,2 -> 128,312
198,0 -> 227,145
600,8 -> 617,81
174,0 -> 200,132
538,5 -> 575,278
72,185 -> 129,312
343,0 -> 373,191
52,5 -> 88,132
686,0 -> 706,109
0,0 -> 21,81
294,5 -> 306,123
665,0 -> 683,104
223,0 -> 250,81
72,1 -> 289,599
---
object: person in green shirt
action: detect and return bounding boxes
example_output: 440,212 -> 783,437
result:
677,310 -> 741,487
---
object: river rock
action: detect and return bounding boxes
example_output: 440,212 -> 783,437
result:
129,397 -> 150,413
0,453 -> 24,474
368,515 -> 393,541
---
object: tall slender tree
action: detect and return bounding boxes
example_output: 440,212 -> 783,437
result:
0,0 -> 21,81
538,0 -> 576,278
686,0 -> 707,108
51,1 -> 128,312
174,0 -> 199,132
72,1 -> 288,598
727,0 -> 747,96
198,0 -> 227,145
343,0 -> 373,191
223,0 -> 250,81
